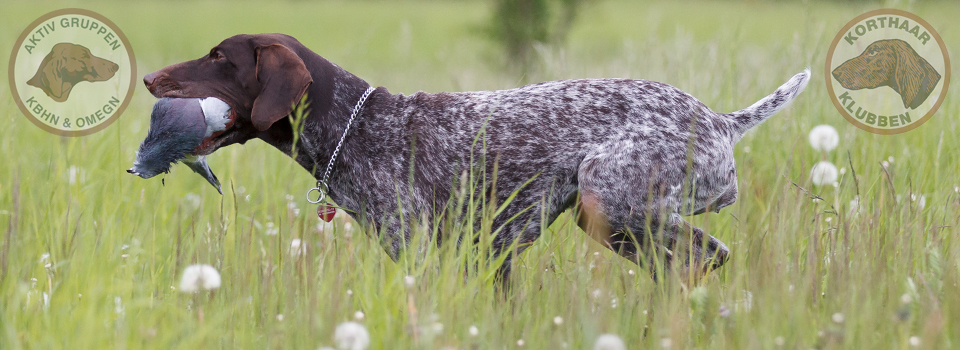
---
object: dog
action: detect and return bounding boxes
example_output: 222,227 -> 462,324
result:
832,39 -> 941,109
142,33 -> 809,283
27,43 -> 119,103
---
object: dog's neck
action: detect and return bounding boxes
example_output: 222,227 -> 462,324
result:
256,49 -> 378,178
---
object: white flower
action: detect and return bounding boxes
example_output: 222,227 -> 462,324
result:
516,339 -> 525,347
179,264 -> 221,292
810,161 -> 838,187
901,293 -> 912,304
276,314 -> 284,321
290,239 -> 306,257
183,193 -> 202,211
67,166 -> 86,185
593,334 -> 626,350
334,322 -> 370,350
403,275 -> 416,289
660,337 -> 673,349
909,336 -> 920,347
265,222 -> 279,236
808,125 -> 839,152
353,311 -> 365,321
468,325 -> 479,336
849,197 -> 860,214
553,316 -> 564,325
832,312 -> 844,323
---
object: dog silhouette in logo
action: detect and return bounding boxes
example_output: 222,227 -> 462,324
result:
832,39 -> 941,109
27,43 -> 119,103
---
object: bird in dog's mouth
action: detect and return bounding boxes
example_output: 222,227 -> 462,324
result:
127,97 -> 234,194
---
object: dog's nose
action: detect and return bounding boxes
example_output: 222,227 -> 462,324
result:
143,71 -> 161,88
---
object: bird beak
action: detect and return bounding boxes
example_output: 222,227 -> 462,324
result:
182,155 -> 222,195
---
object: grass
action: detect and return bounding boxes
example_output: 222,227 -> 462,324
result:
2,0 -> 960,348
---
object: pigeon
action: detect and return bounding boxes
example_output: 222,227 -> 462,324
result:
127,97 -> 231,194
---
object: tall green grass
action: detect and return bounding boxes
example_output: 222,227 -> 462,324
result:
1,0 -> 959,349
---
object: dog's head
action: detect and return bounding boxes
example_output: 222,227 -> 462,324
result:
142,33 -> 313,156
832,39 -> 941,109
27,43 -> 119,102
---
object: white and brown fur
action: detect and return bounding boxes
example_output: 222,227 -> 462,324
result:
143,34 -> 811,284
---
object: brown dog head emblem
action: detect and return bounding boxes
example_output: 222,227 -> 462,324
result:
26,43 -> 120,102
832,39 -> 941,109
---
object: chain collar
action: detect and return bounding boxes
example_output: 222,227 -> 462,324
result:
306,86 -> 376,204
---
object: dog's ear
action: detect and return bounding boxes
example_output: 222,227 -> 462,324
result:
251,44 -> 313,131
894,42 -> 941,109
28,52 -> 64,98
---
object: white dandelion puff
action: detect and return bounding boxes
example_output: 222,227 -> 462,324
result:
353,310 -> 365,321
553,316 -> 564,325
774,336 -> 785,346
334,322 -> 370,350
290,239 -> 306,257
832,312 -> 845,323
183,193 -> 202,211
403,275 -> 416,289
179,264 -> 221,292
67,166 -> 87,185
901,293 -> 912,304
808,125 -> 839,152
660,337 -> 673,349
516,339 -> 525,347
593,334 -> 626,350
468,325 -> 479,336
810,161 -> 838,187
909,336 -> 920,347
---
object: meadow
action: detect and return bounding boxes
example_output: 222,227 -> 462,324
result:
1,0 -> 960,349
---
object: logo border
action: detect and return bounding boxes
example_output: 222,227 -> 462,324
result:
8,8 -> 137,137
825,8 -> 950,135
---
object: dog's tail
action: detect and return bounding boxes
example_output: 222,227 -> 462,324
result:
727,69 -> 810,136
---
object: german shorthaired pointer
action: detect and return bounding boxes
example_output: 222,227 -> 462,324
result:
142,33 -> 810,283
832,39 -> 940,109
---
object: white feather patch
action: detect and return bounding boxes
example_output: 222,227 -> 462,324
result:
199,97 -> 231,138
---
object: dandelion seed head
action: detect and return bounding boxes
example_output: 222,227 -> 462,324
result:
593,334 -> 626,350
909,336 -> 920,347
403,275 -> 416,289
353,311 -> 365,321
832,312 -> 844,323
808,125 -> 839,152
810,161 -> 839,187
660,337 -> 673,349
179,264 -> 221,292
901,293 -> 912,304
276,314 -> 284,321
334,322 -> 370,350
774,336 -> 785,346
554,316 -> 564,325
516,339 -> 525,347
468,325 -> 479,336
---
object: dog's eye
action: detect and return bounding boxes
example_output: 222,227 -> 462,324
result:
209,50 -> 225,61
867,50 -> 879,57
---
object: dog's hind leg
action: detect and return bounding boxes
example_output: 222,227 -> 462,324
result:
576,143 -> 729,277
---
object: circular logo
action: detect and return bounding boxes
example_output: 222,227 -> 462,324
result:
8,9 -> 136,137
826,9 -> 950,135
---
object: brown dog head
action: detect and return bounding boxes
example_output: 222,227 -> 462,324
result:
27,43 -> 119,103
832,39 -> 941,109
142,34 -> 314,156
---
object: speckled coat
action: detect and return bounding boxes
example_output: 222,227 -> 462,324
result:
142,34 -> 810,281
